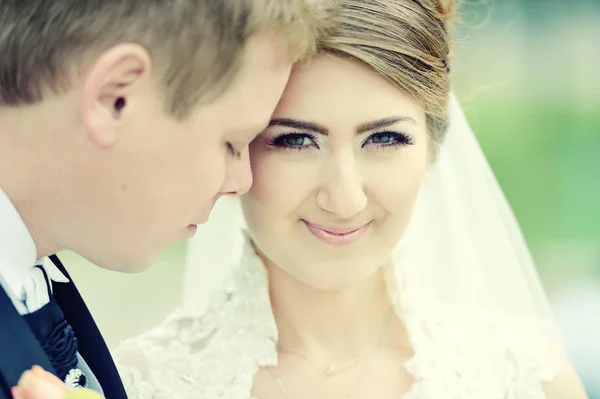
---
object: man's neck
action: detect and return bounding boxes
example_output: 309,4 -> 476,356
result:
0,108 -> 65,258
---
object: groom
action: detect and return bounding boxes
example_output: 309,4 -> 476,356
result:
0,1 -> 333,398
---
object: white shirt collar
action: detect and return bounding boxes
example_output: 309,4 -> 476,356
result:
0,186 -> 68,301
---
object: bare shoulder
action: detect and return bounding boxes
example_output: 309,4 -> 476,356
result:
542,344 -> 588,399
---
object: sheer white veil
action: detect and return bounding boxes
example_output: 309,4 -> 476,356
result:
182,92 -> 560,341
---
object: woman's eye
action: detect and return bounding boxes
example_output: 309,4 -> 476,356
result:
371,133 -> 395,144
269,133 -> 318,150
364,131 -> 414,148
283,135 -> 310,146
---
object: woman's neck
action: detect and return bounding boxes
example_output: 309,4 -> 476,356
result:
265,257 -> 398,364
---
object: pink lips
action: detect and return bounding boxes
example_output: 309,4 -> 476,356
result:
303,220 -> 370,246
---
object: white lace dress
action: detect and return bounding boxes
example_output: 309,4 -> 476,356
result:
114,240 -> 559,399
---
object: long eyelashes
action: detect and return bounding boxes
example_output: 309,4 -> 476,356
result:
267,131 -> 414,151
268,132 -> 319,151
365,131 -> 414,149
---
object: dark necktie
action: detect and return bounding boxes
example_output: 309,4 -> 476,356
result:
22,266 -> 87,387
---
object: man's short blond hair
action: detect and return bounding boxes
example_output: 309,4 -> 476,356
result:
0,0 -> 336,117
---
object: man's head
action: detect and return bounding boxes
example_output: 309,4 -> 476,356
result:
0,0 -> 336,271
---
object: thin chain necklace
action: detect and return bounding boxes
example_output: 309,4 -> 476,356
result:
269,308 -> 395,399
278,342 -> 370,376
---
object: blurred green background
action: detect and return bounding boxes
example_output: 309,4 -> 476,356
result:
60,0 -> 600,395
452,1 -> 600,394
451,0 -> 600,287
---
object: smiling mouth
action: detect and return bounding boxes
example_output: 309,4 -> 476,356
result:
302,220 -> 371,246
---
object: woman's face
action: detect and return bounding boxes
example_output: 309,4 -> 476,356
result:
241,54 -> 431,290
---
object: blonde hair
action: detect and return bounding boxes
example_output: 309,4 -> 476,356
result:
0,0 -> 337,118
318,0 -> 454,149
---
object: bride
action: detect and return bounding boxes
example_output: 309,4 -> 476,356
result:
115,0 -> 587,398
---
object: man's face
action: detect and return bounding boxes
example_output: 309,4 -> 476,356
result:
73,33 -> 292,271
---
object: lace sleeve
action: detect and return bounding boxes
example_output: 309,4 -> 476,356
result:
402,296 -> 563,399
112,294 -> 229,399
478,310 -> 562,398
111,249 -> 278,399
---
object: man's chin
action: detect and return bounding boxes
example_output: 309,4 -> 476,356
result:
118,262 -> 155,274
93,252 -> 161,274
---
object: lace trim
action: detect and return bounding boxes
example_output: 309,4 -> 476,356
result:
114,242 -> 278,398
115,239 -> 559,399
390,259 -> 559,399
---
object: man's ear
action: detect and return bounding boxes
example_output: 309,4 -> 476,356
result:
81,43 -> 153,147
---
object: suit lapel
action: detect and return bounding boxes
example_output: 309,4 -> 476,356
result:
0,285 -> 56,395
49,255 -> 127,399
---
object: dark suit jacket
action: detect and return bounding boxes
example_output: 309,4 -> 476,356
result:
0,256 -> 127,399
